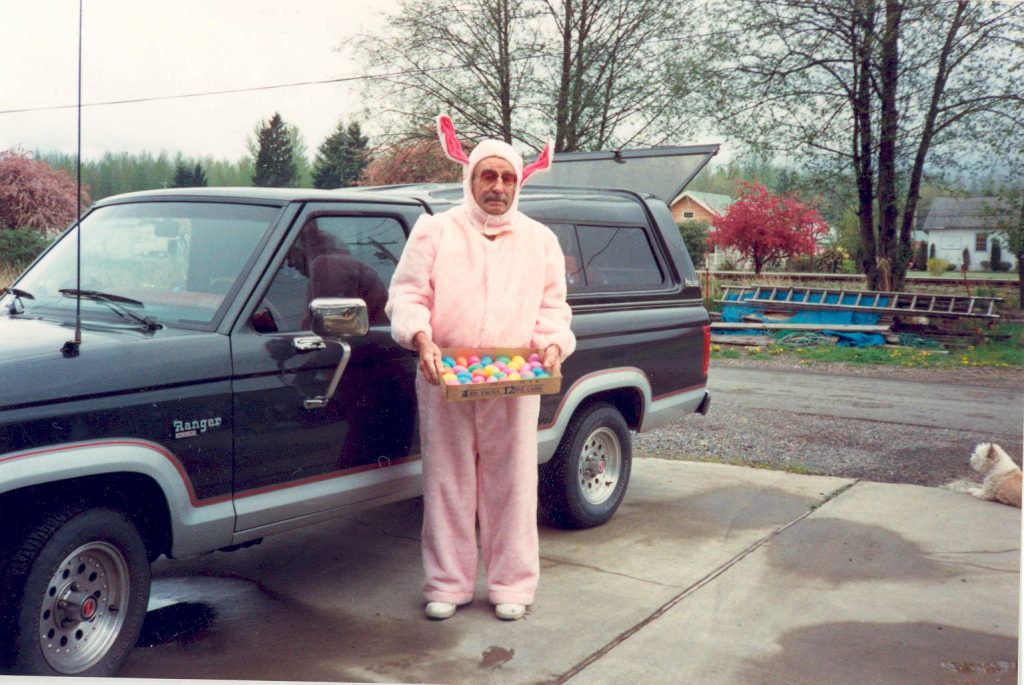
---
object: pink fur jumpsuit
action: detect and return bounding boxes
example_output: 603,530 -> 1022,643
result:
386,136 -> 575,607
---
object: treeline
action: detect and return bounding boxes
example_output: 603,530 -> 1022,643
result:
38,151 -> 254,201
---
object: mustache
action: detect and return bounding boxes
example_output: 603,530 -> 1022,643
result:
484,192 -> 509,202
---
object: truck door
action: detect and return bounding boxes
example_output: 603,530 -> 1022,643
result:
229,203 -> 422,532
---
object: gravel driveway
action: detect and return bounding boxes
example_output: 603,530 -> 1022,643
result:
634,358 -> 1024,487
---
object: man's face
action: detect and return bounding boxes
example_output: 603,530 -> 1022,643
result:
471,156 -> 517,215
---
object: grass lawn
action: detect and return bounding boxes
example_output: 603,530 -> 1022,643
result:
712,321 -> 1024,369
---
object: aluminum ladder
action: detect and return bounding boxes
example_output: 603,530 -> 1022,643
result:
717,284 -> 1002,319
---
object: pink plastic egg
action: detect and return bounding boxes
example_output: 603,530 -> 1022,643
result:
485,376 -> 498,383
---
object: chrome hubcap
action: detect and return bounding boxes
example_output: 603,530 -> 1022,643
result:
39,541 -> 129,674
578,426 -> 621,505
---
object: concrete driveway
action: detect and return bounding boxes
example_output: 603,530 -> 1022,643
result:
120,458 -> 1019,684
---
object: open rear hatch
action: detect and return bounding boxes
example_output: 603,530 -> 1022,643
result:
537,144 -> 720,203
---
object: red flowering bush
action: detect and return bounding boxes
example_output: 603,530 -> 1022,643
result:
0,150 -> 90,234
708,182 -> 828,274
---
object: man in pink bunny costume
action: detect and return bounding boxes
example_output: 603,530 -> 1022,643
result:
386,116 -> 575,621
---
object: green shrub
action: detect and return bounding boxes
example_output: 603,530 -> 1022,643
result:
913,241 -> 928,270
927,257 -> 951,276
786,254 -> 815,272
0,228 -> 50,270
676,220 -> 711,269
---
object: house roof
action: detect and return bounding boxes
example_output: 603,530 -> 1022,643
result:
922,196 -> 1011,231
671,190 -> 734,216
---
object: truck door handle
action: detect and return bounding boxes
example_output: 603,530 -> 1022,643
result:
293,336 -> 326,352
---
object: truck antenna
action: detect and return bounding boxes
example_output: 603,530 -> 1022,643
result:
61,0 -> 84,357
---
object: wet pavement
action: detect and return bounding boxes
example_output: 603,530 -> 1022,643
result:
119,459 -> 1020,684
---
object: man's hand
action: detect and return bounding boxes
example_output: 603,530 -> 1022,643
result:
414,332 -> 444,386
542,344 -> 561,377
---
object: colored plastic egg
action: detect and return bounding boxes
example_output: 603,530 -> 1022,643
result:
468,356 -> 481,365
481,356 -> 493,365
445,378 -> 459,385
485,376 -> 498,383
497,356 -> 511,364
492,371 -> 506,379
453,365 -> 468,374
520,371 -> 534,379
442,356 -> 456,367
508,372 -> 521,381
468,363 -> 482,372
456,356 -> 468,367
528,353 -> 541,363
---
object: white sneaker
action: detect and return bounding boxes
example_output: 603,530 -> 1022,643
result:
425,601 -> 458,620
495,603 -> 527,620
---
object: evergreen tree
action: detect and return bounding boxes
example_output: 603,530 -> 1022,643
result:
990,235 -> 1003,271
251,112 -> 297,187
313,119 -> 370,189
172,161 -> 193,188
191,163 -> 208,187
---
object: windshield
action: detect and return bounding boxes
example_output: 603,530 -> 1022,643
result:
9,201 -> 279,329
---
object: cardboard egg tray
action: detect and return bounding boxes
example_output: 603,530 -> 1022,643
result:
439,347 -> 562,402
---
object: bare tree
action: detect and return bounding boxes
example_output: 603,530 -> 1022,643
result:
357,0 -> 543,145
702,0 -> 1024,289
357,0 -> 700,151
540,0 -> 692,151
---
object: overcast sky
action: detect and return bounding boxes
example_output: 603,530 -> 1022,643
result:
0,0 -> 398,161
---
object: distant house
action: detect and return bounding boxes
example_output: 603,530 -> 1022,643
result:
922,197 -> 1017,271
670,190 -> 734,223
670,191 -> 739,269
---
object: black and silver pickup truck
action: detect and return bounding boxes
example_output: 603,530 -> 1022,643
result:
0,147 -> 713,676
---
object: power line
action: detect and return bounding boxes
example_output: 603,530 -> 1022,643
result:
0,27 -> 748,117
0,72 -> 405,115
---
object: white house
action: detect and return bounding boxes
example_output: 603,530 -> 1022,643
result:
922,196 -> 1017,271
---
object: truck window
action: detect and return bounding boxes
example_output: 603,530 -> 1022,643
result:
254,215 -> 406,333
576,225 -> 664,290
544,222 -> 586,293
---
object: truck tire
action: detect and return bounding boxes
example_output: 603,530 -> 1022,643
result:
540,402 -> 632,529
0,506 -> 150,676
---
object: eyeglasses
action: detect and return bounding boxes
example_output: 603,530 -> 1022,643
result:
478,169 -> 518,186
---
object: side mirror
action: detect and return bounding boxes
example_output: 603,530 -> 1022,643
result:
309,297 -> 369,338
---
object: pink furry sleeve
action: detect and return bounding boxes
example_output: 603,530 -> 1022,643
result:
386,213 -> 439,350
531,230 -> 576,360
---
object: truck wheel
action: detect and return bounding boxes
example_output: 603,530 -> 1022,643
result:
540,402 -> 632,529
1,507 -> 150,676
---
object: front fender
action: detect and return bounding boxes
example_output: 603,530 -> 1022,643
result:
0,439 -> 235,558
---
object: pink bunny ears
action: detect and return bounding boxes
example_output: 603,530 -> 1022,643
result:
436,114 -> 554,186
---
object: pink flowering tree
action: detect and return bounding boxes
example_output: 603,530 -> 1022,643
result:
360,137 -> 462,186
0,150 -> 90,234
708,182 -> 828,274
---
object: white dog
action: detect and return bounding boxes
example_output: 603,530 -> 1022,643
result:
967,443 -> 1022,508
